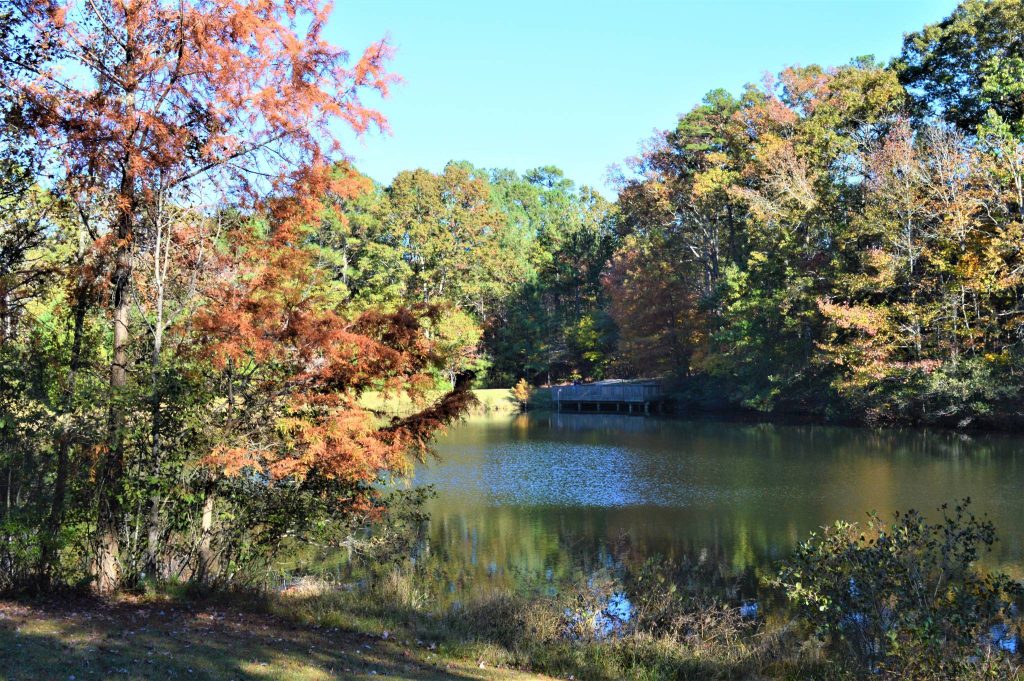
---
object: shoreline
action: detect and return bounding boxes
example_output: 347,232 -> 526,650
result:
521,386 -> 1024,436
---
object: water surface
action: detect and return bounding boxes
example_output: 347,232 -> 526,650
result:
411,413 -> 1024,592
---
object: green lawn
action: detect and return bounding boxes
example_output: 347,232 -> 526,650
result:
360,388 -> 525,417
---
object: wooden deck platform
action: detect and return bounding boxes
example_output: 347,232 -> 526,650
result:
553,380 -> 666,415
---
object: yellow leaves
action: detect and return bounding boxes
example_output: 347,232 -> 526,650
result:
691,165 -> 738,200
818,298 -> 891,336
841,249 -> 899,296
983,351 -> 1011,366
275,416 -> 306,437
511,378 -> 532,405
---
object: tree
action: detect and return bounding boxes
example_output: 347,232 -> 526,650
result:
0,2 -> 51,345
191,211 -> 475,581
897,0 -> 1024,132
485,168 -> 615,385
11,0 -> 396,593
608,89 -> 748,380
383,163 -> 516,318
616,89 -> 747,300
309,166 -> 411,312
603,234 -> 703,378
511,378 -> 532,410
815,119 -> 1024,426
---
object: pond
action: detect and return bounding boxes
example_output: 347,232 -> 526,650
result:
405,412 -> 1024,596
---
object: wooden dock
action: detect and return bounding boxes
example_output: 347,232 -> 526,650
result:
553,380 -> 666,415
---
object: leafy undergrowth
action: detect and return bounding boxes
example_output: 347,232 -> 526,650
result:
0,597 -> 554,681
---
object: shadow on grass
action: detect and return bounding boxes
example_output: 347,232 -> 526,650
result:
0,598 -> 500,681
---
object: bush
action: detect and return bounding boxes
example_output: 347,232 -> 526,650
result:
512,378 -> 533,409
776,500 -> 1022,678
0,516 -> 40,592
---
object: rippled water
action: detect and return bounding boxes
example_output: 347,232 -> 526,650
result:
409,413 -> 1024,592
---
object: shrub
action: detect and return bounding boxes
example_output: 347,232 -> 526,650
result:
511,378 -> 533,409
776,500 -> 1022,678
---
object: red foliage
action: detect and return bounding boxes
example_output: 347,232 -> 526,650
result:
195,215 -> 474,498
15,0 -> 396,210
603,242 -> 705,378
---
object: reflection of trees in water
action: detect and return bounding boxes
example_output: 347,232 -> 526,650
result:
523,412 -> 1023,460
410,506 -> 768,603
536,412 -> 671,434
415,505 -> 771,599
388,416 -> 1024,599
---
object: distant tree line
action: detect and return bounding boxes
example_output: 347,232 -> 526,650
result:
609,0 -> 1024,428
323,0 -> 1024,431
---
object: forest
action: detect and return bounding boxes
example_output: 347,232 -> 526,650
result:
2,0 -> 1024,674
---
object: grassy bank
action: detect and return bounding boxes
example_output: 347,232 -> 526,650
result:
4,562 -> 1022,681
0,585 -> 816,681
360,388 -> 524,416
268,574 -> 821,681
273,562 -> 1024,681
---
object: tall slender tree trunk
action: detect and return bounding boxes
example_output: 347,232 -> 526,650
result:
0,278 -> 9,346
195,482 -> 216,583
94,15 -> 140,594
142,335 -> 164,580
95,236 -> 131,594
144,196 -> 169,579
95,166 -> 136,594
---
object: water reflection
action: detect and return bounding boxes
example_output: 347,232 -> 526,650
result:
410,414 -> 1024,595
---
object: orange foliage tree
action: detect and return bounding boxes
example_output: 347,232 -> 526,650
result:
197,209 -> 476,486
8,0 -> 427,592
187,206 -> 475,579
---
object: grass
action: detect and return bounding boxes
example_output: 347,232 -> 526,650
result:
265,572 -> 833,681
262,564 -> 1024,681
360,388 -> 524,417
0,571 -> 818,681
4,569 -> 1021,681
0,596 -> 555,681
469,389 -> 526,414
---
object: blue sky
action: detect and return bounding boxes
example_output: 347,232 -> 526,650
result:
328,0 -> 960,195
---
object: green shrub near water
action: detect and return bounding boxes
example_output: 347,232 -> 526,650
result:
776,500 -> 1023,678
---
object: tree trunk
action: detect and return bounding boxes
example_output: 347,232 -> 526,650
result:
0,277 -> 9,346
144,494 -> 161,579
144,198 -> 169,579
94,185 -> 135,595
93,7 -> 142,596
195,482 -> 216,583
95,265 -> 130,594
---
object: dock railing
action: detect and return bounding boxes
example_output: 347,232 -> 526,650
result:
555,382 -> 662,404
